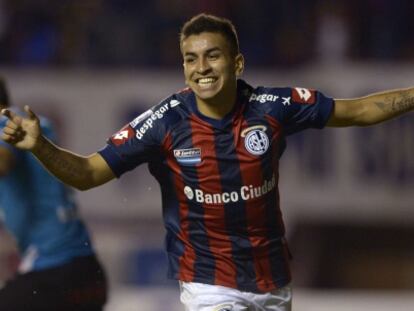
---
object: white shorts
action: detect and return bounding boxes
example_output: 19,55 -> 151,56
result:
179,281 -> 292,311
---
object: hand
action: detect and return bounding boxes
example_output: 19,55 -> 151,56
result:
1,105 -> 41,151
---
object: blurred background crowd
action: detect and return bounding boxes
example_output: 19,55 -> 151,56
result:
1,0 -> 414,68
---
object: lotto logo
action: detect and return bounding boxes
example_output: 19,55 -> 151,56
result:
111,125 -> 135,146
174,148 -> 202,165
292,87 -> 316,104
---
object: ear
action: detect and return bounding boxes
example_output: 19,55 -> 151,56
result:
234,53 -> 244,76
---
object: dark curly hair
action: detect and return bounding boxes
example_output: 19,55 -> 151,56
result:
180,13 -> 240,56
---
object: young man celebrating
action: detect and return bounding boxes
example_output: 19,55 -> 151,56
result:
0,78 -> 107,311
1,14 -> 413,311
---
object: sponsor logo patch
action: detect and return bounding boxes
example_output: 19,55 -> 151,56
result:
183,175 -> 276,205
249,93 -> 279,103
282,96 -> 291,106
130,109 -> 153,128
174,148 -> 201,165
183,186 -> 194,200
292,87 -> 316,104
135,102 -> 170,140
111,125 -> 135,146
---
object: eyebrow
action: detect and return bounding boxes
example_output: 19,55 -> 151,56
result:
184,47 -> 222,57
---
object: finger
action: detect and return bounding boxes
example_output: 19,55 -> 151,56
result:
3,119 -> 19,130
24,105 -> 39,121
2,126 -> 19,135
2,127 -> 25,141
1,109 -> 23,127
1,132 -> 16,143
1,108 -> 17,120
6,114 -> 23,127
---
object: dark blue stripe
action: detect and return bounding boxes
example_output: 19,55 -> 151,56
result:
213,127 -> 259,292
149,155 -> 185,280
250,116 -> 291,287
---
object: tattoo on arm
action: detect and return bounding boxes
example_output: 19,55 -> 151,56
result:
375,92 -> 414,114
36,139 -> 87,181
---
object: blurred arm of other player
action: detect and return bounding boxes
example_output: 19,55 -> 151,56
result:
1,105 -> 115,190
328,87 -> 414,127
0,146 -> 15,177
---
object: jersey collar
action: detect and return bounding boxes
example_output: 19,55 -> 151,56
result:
189,80 -> 249,129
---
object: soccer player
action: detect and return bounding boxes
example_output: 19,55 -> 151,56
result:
1,14 -> 413,311
0,78 -> 107,311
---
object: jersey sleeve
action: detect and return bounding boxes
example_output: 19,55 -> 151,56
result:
98,107 -> 166,178
266,87 -> 334,136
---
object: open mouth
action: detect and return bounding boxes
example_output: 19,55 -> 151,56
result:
195,77 -> 218,88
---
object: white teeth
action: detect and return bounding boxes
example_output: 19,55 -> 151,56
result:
198,78 -> 216,85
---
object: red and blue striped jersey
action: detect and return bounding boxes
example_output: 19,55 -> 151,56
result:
99,79 -> 334,292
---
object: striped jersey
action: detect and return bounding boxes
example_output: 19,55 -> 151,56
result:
99,79 -> 334,292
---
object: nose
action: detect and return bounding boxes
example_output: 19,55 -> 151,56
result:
196,57 -> 211,74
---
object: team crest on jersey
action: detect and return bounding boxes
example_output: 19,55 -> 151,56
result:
111,125 -> 135,146
292,87 -> 316,104
213,304 -> 233,311
242,125 -> 269,156
174,148 -> 201,165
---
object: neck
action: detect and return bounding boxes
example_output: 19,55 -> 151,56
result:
195,83 -> 237,120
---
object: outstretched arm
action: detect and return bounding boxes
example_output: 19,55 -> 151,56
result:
327,87 -> 414,127
31,135 -> 115,190
1,106 -> 115,190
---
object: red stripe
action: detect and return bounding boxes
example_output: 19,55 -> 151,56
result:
163,133 -> 196,282
190,116 -> 237,288
232,116 -> 277,292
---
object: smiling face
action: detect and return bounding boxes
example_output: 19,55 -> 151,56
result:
181,32 -> 244,111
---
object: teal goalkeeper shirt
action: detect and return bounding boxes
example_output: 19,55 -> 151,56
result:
0,110 -> 94,273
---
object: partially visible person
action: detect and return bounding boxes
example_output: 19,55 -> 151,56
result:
0,77 -> 107,311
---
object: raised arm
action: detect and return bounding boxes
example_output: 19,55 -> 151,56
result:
31,136 -> 115,190
327,87 -> 414,127
1,106 -> 115,190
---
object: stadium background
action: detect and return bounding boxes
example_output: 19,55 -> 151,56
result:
0,1 -> 413,310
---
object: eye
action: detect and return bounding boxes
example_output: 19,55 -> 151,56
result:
184,57 -> 196,64
208,53 -> 220,60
